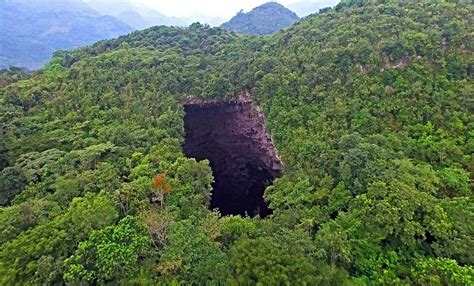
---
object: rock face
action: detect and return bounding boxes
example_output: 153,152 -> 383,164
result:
183,91 -> 281,217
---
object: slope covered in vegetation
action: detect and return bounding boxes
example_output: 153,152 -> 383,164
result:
0,0 -> 473,284
221,2 -> 300,35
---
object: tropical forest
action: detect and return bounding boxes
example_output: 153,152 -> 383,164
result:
0,0 -> 473,285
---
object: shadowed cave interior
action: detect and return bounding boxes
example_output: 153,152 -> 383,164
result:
183,95 -> 282,217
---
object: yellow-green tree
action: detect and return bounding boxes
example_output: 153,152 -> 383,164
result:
152,174 -> 172,207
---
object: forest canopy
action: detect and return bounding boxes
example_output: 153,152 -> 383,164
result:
0,0 -> 473,284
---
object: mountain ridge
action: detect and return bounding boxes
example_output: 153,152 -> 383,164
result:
0,0 -> 133,69
221,2 -> 300,35
84,0 -> 186,29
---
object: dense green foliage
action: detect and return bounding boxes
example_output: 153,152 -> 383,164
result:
0,67 -> 31,88
0,0 -> 472,284
221,2 -> 300,35
64,215 -> 150,283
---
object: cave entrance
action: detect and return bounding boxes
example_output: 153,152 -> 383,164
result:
183,92 -> 281,217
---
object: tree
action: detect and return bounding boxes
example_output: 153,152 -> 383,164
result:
0,1 -> 472,284
139,209 -> 175,248
0,167 -> 27,205
158,218 -> 230,285
151,173 -> 172,207
228,236 -> 319,285
412,258 -> 474,286
64,216 -> 150,284
0,193 -> 118,284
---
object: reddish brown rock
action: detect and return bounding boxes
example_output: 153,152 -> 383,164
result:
183,90 -> 281,217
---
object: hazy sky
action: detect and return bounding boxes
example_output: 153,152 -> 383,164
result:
128,0 -> 339,18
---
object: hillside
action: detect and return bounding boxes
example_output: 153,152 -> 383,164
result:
0,0 -> 133,69
221,2 -> 299,35
0,0 -> 473,284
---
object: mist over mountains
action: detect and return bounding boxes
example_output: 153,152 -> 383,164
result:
84,0 -> 186,29
0,1 -> 337,69
0,0 -> 189,69
0,0 -> 133,69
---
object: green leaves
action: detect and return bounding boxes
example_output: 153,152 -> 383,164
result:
265,177 -> 314,210
438,166 -> 470,197
0,167 -> 26,205
229,236 -> 318,285
412,258 -> 474,286
0,0 -> 472,284
0,193 -> 118,284
158,218 -> 230,285
64,216 -> 150,284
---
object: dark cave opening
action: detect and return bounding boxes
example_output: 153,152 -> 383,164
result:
183,93 -> 281,217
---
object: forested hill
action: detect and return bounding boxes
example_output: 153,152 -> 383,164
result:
0,0 -> 133,69
1,0 -> 473,284
221,2 -> 300,35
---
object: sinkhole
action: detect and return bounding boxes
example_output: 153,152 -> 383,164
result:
183,91 -> 282,217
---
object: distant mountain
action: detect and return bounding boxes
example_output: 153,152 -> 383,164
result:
221,2 -> 299,35
288,0 -> 339,17
85,0 -> 185,29
5,0 -> 95,13
1,1 -> 473,285
0,0 -> 133,69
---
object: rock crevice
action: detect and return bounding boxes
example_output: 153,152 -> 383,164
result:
183,91 -> 281,217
